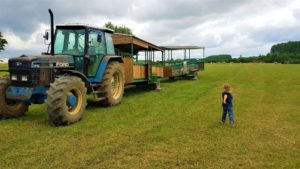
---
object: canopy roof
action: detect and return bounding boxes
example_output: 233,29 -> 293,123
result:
112,33 -> 162,55
160,46 -> 204,50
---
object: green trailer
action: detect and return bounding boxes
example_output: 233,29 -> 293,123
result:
160,46 -> 205,79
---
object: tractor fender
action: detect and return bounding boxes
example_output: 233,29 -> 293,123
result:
58,70 -> 90,87
88,55 -> 123,83
108,55 -> 124,64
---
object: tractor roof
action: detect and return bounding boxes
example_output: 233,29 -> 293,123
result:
56,23 -> 114,33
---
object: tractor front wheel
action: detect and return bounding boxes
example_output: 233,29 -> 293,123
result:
0,76 -> 29,119
46,76 -> 87,125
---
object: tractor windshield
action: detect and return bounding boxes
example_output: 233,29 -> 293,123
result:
54,29 -> 85,56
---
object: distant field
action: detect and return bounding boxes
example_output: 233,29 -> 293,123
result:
0,64 -> 8,71
0,64 -> 299,169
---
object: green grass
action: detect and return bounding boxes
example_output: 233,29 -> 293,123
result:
0,63 -> 299,169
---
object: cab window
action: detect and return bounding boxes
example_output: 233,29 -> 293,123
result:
105,32 -> 115,55
54,29 -> 85,55
88,31 -> 105,76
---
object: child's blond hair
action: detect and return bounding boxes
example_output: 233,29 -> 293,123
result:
223,83 -> 231,92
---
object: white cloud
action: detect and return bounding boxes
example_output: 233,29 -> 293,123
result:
0,0 -> 299,58
4,24 -> 48,51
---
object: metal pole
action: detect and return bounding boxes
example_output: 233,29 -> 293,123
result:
162,51 -> 164,66
146,50 -> 148,64
168,50 -> 170,63
131,43 -> 134,61
151,50 -> 153,62
189,49 -> 191,60
153,50 -> 155,62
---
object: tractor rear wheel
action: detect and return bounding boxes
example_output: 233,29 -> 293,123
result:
46,76 -> 87,125
99,61 -> 125,106
0,76 -> 29,119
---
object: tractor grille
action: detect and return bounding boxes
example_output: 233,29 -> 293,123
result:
9,68 -> 52,87
9,68 -> 38,86
9,60 -> 31,68
8,59 -> 53,87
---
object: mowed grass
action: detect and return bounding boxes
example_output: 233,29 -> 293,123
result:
0,63 -> 299,169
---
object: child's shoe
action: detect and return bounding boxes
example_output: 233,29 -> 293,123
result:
230,121 -> 235,127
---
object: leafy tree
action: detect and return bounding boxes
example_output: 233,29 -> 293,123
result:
271,41 -> 300,54
104,22 -> 133,35
0,32 -> 8,52
204,41 -> 300,64
203,54 -> 232,63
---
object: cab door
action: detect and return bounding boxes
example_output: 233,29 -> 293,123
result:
87,31 -> 106,77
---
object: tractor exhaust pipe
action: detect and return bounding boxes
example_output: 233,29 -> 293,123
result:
48,9 -> 54,55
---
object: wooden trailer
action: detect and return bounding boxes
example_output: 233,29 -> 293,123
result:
112,34 -> 205,86
112,33 -> 164,85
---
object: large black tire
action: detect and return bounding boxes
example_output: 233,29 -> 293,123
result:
99,61 -> 125,106
0,76 -> 29,119
46,76 -> 87,125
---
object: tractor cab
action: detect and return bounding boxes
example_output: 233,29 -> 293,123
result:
52,24 -> 115,77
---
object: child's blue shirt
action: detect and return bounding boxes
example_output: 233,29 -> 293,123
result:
222,92 -> 233,107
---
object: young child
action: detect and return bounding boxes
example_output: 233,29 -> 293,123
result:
221,83 -> 234,125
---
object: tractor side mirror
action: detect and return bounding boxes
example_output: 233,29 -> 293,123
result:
44,31 -> 49,40
97,34 -> 102,43
43,30 -> 51,45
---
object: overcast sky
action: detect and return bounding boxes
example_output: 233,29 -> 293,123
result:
0,0 -> 299,58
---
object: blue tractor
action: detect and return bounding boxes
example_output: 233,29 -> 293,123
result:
0,10 -> 125,125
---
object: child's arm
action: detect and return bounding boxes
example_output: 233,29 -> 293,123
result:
223,94 -> 227,104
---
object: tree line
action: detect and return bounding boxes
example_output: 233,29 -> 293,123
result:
104,22 -> 133,35
202,41 -> 300,64
0,32 -> 8,52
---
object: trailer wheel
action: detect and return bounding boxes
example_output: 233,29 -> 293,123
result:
168,76 -> 175,80
0,76 -> 28,119
47,76 -> 87,125
99,61 -> 125,106
186,72 -> 198,80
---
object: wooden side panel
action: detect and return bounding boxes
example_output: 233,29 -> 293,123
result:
122,58 -> 133,83
133,65 -> 140,78
152,66 -> 164,77
133,65 -> 147,79
141,66 -> 147,79
163,66 -> 172,77
172,69 -> 183,76
171,64 -> 184,76
183,61 -> 188,74
112,34 -> 133,45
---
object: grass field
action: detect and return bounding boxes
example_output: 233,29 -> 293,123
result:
0,63 -> 299,169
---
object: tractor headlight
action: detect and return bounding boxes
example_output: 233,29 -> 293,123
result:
21,75 -> 28,81
31,63 -> 40,68
11,75 -> 17,81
